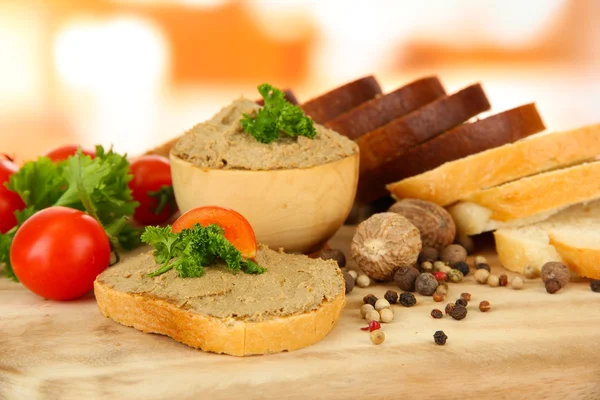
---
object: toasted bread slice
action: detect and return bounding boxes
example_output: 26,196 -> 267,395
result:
494,201 -> 600,278
301,76 -> 382,124
325,76 -> 446,139
358,103 -> 544,204
449,161 -> 600,236
94,246 -> 346,356
387,123 -> 600,206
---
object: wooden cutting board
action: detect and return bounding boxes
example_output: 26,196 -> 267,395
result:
1,226 -> 599,400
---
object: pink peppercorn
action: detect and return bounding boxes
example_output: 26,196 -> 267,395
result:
434,271 -> 448,282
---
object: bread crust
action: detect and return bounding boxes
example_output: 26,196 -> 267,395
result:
548,233 -> 600,279
301,76 -> 382,124
387,123 -> 600,207
325,76 -> 446,140
94,279 -> 346,356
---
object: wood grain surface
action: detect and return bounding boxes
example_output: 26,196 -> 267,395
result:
1,226 -> 600,400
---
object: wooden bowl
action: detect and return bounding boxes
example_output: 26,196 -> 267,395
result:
170,151 -> 359,253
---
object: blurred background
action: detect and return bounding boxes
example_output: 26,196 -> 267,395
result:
1,0 -> 599,160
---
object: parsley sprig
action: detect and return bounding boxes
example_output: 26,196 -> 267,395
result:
241,83 -> 317,144
141,224 -> 266,278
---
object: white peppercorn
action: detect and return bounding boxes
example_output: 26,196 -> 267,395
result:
360,304 -> 375,318
365,309 -> 381,322
433,261 -> 447,272
380,308 -> 394,323
511,276 -> 524,290
421,261 -> 434,273
435,284 -> 448,296
348,270 -> 358,281
474,255 -> 488,266
356,274 -> 371,288
370,330 -> 385,345
487,275 -> 499,287
523,265 -> 539,279
439,265 -> 453,274
374,298 -> 391,311
475,269 -> 490,284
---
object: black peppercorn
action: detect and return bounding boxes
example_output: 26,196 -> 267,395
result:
431,309 -> 443,319
384,290 -> 399,304
418,247 -> 439,264
394,266 -> 421,292
433,330 -> 448,345
343,272 -> 355,294
318,249 -> 346,268
476,263 -> 491,272
399,292 -> 417,307
455,298 -> 468,307
498,274 -> 508,287
444,303 -> 454,315
591,280 -> 600,293
449,304 -> 467,320
545,279 -> 561,294
363,294 -> 378,306
452,261 -> 470,276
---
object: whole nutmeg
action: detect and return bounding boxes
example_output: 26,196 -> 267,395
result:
343,271 -> 355,294
541,262 -> 570,288
394,266 -> 421,292
319,249 -> 346,268
418,247 -> 440,264
351,213 -> 422,281
415,273 -> 439,296
440,244 -> 468,266
388,199 -> 456,251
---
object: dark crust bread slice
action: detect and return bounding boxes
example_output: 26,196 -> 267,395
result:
256,89 -> 299,106
357,83 -> 490,176
325,76 -> 446,139
301,76 -> 382,124
356,103 -> 545,203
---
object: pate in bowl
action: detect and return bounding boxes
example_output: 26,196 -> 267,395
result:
170,97 -> 359,253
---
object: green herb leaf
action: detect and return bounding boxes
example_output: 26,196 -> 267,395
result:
142,223 -> 266,278
241,83 -> 316,144
6,156 -> 65,210
0,232 -> 16,281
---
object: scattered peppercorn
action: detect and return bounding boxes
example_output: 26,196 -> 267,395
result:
433,330 -> 448,345
433,293 -> 445,302
449,304 -> 467,320
418,247 -> 439,264
452,261 -> 470,276
370,330 -> 385,345
431,309 -> 443,319
474,255 -> 488,265
433,271 -> 448,282
399,292 -> 417,307
455,298 -> 468,307
523,265 -> 539,279
460,292 -> 471,302
363,294 -> 378,307
380,308 -> 394,323
433,261 -> 447,272
440,244 -> 468,265
356,274 -> 371,288
435,284 -> 448,296
511,276 -> 524,290
366,309 -> 381,322
479,300 -> 491,312
447,269 -> 464,283
416,273 -> 439,295
591,280 -> 600,293
384,289 -> 399,304
394,266 -> 421,292
545,279 -> 561,294
348,270 -> 358,281
475,269 -> 490,284
343,271 -> 355,294
374,298 -> 391,311
421,261 -> 434,273
541,262 -> 570,288
445,303 -> 455,315
476,263 -> 491,272
487,275 -> 500,287
455,233 -> 475,254
318,249 -> 346,267
360,304 -> 374,318
360,320 -> 381,332
498,274 -> 508,287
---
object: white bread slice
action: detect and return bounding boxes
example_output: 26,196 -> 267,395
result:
387,123 -> 600,206
448,161 -> 600,236
494,202 -> 600,279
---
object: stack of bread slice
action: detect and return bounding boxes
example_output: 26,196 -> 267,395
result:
387,123 -> 600,278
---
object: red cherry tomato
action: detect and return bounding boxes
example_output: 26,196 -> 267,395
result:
129,155 -> 177,225
10,206 -> 110,301
0,156 -> 25,233
172,206 -> 257,259
45,145 -> 96,162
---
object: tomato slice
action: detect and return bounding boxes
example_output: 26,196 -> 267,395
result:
172,206 -> 257,259
45,145 -> 96,162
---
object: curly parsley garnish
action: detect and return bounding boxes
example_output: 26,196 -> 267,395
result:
241,83 -> 317,144
141,224 -> 266,278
